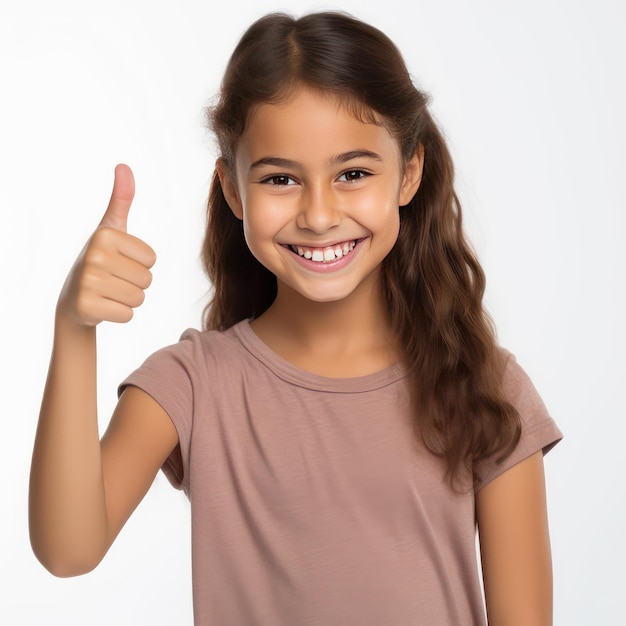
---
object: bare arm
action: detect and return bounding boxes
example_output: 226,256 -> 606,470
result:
29,165 -> 177,576
476,450 -> 553,625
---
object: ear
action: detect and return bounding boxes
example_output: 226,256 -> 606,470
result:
398,145 -> 424,206
216,158 -> 244,220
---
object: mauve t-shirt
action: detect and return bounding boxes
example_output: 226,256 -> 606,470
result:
120,319 -> 562,625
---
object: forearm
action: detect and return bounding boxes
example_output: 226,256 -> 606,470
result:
29,313 -> 109,576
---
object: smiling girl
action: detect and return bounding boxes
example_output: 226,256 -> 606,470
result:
29,12 -> 562,625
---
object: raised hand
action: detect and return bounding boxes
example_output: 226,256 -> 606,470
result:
57,164 -> 157,327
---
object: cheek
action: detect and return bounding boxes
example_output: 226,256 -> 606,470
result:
241,198 -> 288,254
242,213 -> 267,253
385,212 -> 401,249
354,186 -> 401,234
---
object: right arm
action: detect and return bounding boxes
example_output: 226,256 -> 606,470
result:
29,165 -> 178,577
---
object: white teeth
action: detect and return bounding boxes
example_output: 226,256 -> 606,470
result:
291,240 -> 357,263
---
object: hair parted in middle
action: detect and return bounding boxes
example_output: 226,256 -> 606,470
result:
202,11 -> 521,489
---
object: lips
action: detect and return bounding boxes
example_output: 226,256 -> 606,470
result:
288,240 -> 357,263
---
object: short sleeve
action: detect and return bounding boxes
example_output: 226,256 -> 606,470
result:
118,329 -> 204,494
474,353 -> 563,492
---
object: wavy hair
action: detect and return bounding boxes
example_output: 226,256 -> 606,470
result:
202,12 -> 521,488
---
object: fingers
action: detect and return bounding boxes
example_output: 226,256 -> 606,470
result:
74,230 -> 155,326
99,164 -> 135,232
85,230 -> 155,289
96,226 -> 157,271
75,271 -> 148,325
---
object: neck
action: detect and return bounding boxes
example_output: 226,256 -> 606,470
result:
250,272 -> 400,376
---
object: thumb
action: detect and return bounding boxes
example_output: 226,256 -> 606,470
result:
99,163 -> 135,231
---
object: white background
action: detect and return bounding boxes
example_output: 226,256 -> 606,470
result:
1,0 -> 624,624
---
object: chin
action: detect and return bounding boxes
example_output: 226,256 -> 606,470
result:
289,284 -> 360,304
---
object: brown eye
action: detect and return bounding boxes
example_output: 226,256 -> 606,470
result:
338,170 -> 370,182
262,175 -> 295,186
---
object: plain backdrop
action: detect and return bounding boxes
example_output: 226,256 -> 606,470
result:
1,0 -> 624,624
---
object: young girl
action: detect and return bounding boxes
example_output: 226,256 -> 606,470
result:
30,11 -> 562,625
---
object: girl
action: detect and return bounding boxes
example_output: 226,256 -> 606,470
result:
29,11 -> 562,626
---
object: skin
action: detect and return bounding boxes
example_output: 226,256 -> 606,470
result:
29,165 -> 178,575
30,88 -> 553,625
218,88 -> 422,376
477,450 -> 553,625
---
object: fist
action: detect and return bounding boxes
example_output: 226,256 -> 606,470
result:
58,164 -> 157,327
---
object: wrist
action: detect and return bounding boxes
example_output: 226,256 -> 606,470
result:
54,304 -> 97,342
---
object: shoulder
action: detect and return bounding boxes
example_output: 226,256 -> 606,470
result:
118,322 -> 249,410
475,351 -> 563,492
172,324 -> 243,360
128,323 -> 244,381
500,351 -> 553,430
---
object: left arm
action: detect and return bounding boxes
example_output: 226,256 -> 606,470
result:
476,450 -> 553,626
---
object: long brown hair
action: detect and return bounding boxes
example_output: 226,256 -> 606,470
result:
202,12 -> 521,488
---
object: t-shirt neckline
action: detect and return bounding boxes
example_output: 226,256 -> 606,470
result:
231,319 -> 408,393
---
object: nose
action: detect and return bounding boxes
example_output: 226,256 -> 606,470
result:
295,183 -> 340,234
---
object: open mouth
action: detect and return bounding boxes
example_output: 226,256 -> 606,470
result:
287,239 -> 359,263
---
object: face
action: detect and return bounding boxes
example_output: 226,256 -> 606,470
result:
219,88 -> 422,304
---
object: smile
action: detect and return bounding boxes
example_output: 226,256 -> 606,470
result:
288,240 -> 357,263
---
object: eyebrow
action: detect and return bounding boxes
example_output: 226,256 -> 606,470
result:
249,150 -> 383,171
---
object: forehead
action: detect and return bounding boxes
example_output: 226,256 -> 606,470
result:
236,88 -> 400,166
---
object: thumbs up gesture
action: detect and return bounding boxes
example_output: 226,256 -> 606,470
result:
57,164 -> 157,327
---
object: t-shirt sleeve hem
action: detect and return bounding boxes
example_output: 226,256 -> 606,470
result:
475,420 -> 563,492
120,382 -> 187,490
118,356 -> 193,494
